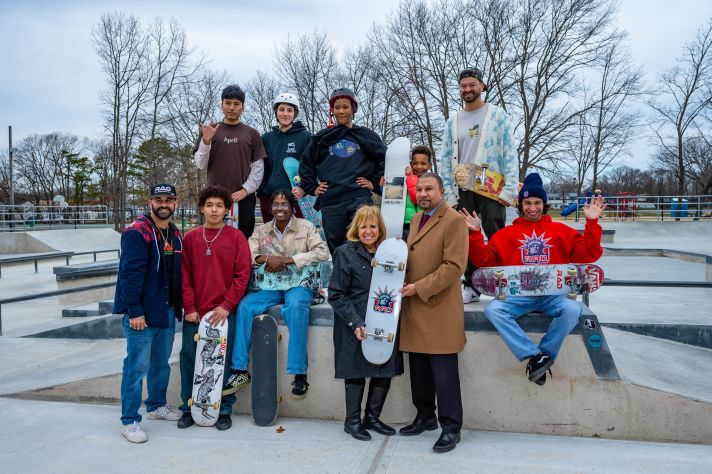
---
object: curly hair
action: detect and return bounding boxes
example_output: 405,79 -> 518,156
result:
197,185 -> 232,209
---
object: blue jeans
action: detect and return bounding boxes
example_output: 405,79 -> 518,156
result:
231,287 -> 315,374
120,308 -> 176,425
484,295 -> 581,361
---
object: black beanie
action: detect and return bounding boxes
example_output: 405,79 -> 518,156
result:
518,173 -> 547,203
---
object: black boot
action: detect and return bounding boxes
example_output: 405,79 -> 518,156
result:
362,383 -> 396,436
344,382 -> 371,441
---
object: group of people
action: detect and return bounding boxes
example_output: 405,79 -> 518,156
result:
115,68 -> 606,454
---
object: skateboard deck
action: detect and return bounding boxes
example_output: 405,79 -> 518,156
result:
283,157 -> 323,236
248,261 -> 333,291
472,263 -> 604,301
381,137 -> 411,239
453,162 -> 505,201
189,312 -> 228,426
251,314 -> 280,427
362,238 -> 408,364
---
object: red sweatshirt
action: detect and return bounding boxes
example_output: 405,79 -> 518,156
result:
182,225 -> 252,317
468,215 -> 603,267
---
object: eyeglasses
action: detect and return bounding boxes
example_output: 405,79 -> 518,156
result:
271,202 -> 291,209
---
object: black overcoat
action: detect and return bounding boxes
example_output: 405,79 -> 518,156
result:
328,241 -> 404,379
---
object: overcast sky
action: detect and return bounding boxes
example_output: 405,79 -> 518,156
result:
1,0 -> 711,170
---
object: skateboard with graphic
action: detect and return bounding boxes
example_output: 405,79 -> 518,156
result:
283,157 -> 323,235
381,137 -> 411,239
362,238 -> 408,364
248,261 -> 333,291
471,263 -> 604,301
188,311 -> 228,426
453,162 -> 506,201
251,314 -> 281,426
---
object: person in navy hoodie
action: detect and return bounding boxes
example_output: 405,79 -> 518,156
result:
258,92 -> 311,222
114,184 -> 183,443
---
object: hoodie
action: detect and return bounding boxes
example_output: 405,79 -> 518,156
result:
299,124 -> 386,209
260,121 -> 312,196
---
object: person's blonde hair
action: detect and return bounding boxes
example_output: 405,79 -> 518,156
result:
346,205 -> 387,247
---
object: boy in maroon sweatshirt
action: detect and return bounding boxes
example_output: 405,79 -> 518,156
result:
460,173 -> 606,385
178,185 -> 252,430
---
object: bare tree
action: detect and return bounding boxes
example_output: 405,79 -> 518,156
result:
648,17 -> 712,195
243,70 -> 280,133
92,12 -> 151,228
275,31 -> 341,131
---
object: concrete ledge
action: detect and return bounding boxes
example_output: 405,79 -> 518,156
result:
53,260 -> 119,281
602,323 -> 712,350
603,247 -> 712,281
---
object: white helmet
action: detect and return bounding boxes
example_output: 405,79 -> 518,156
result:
273,92 -> 300,116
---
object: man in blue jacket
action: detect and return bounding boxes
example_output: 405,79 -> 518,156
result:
114,184 -> 184,443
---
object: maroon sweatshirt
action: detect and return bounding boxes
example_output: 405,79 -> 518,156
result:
182,225 -> 251,317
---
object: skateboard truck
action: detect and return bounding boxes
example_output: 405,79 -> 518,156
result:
371,258 -> 405,272
494,269 -> 507,301
476,163 -> 489,191
566,266 -> 579,299
365,330 -> 395,343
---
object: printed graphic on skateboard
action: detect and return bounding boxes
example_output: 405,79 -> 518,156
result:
381,137 -> 411,239
453,162 -> 505,202
248,261 -> 333,292
472,263 -> 604,301
362,238 -> 408,365
251,314 -> 281,427
189,311 -> 228,426
283,157 -> 324,237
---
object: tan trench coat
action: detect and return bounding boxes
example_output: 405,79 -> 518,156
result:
399,202 -> 469,354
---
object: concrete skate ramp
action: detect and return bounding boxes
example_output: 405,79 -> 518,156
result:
5,306 -> 710,444
0,229 -> 121,254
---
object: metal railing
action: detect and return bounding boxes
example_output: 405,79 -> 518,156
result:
559,194 -> 712,222
0,205 -> 109,231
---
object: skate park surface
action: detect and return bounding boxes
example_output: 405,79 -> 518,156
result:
1,223 -> 711,472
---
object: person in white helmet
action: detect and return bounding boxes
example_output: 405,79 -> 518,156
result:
257,92 -> 312,222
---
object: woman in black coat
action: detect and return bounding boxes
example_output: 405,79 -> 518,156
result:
328,205 -> 404,441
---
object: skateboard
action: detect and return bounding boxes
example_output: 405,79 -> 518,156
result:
453,162 -> 506,201
188,311 -> 228,426
362,238 -> 408,365
248,261 -> 333,291
251,314 -> 281,426
283,157 -> 324,236
381,137 -> 411,239
471,263 -> 604,301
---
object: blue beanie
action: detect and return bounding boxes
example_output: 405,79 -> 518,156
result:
518,173 -> 547,203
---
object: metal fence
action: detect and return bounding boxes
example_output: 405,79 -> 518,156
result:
560,195 -> 712,222
0,205 -> 109,231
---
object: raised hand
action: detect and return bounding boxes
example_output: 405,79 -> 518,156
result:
458,208 -> 482,232
583,192 -> 607,220
200,121 -> 219,145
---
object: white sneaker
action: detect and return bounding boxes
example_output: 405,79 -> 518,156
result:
146,404 -> 182,421
121,421 -> 147,443
462,286 -> 480,303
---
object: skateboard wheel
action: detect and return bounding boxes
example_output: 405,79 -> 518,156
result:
212,402 -> 220,409
194,334 -> 200,342
188,399 -> 193,407
278,333 -> 283,341
496,293 -> 506,301
387,333 -> 394,343
495,270 -> 504,279
371,257 -> 378,268
397,262 -> 405,272
567,292 -> 577,299
567,267 -> 577,277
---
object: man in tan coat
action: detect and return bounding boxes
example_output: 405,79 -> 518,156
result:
399,173 -> 469,453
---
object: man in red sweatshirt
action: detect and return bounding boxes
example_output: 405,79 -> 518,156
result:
178,185 -> 252,430
460,173 -> 606,385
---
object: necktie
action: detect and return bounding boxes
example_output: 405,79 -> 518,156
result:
418,213 -> 430,232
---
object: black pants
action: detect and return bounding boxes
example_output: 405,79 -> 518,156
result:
320,196 -> 373,254
408,352 -> 463,434
458,189 -> 506,289
235,193 -> 257,239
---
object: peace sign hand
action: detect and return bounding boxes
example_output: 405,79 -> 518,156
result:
200,121 -> 219,145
